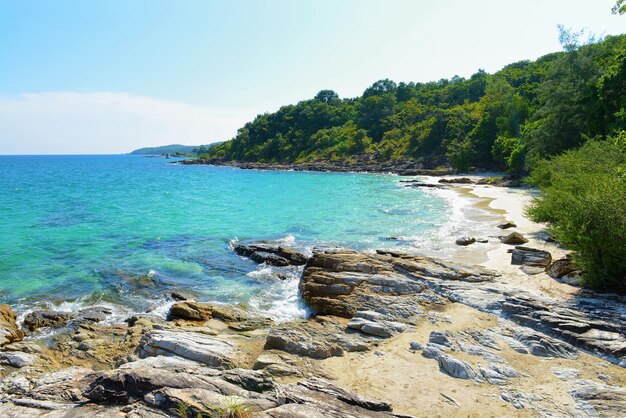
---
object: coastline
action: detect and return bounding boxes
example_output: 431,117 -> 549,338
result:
1,168 -> 625,417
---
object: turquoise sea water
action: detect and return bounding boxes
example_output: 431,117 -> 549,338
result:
0,155 -> 453,320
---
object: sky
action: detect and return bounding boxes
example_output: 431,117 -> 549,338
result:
0,0 -> 624,154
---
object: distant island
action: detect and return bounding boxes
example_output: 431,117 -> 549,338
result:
129,143 -> 223,156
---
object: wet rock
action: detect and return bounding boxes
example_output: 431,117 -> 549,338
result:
23,310 -> 75,332
438,177 -> 474,184
500,232 -> 529,245
497,222 -> 517,229
170,291 -> 195,301
75,306 -> 112,324
137,330 -> 241,368
0,304 -> 24,346
233,242 -> 308,266
546,257 -> 577,279
455,237 -> 476,246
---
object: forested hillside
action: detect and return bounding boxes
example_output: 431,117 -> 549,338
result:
205,32 -> 626,173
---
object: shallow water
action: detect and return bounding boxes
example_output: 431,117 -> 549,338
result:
0,155 -> 483,321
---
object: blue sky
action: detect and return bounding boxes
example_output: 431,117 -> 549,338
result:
0,0 -> 624,154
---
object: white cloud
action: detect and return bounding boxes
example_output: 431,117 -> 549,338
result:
0,92 -> 254,154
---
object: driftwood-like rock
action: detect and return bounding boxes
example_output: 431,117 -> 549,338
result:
233,242 -> 308,266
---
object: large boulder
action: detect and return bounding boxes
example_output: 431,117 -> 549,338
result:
233,242 -> 308,266
511,246 -> 552,268
168,301 -> 213,321
500,232 -> 529,245
0,305 -> 24,346
300,249 -> 496,318
23,310 -> 75,332
547,257 -> 578,279
168,301 -> 249,323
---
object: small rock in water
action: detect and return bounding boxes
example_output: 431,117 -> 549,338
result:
455,237 -> 476,246
497,222 -> 517,229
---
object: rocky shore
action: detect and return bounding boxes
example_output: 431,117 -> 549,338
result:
1,178 -> 625,417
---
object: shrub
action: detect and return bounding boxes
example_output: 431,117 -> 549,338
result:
526,135 -> 626,293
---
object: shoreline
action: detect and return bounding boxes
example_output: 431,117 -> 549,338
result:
1,170 -> 625,417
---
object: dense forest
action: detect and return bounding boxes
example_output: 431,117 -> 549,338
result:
204,31 -> 626,174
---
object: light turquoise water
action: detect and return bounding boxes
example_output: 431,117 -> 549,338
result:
0,155 -> 453,320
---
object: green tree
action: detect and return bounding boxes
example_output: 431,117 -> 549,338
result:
527,137 -> 626,293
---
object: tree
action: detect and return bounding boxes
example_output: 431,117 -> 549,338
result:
527,137 -> 626,293
314,90 -> 340,104
613,0 -> 625,14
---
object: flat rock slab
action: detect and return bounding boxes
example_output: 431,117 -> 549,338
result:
137,330 -> 240,368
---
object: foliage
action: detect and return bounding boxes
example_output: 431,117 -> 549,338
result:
527,138 -> 626,293
613,0 -> 626,15
206,396 -> 253,418
204,34 -> 626,172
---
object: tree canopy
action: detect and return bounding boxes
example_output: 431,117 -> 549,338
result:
204,34 -> 626,175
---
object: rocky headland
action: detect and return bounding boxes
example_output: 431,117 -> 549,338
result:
1,179 -> 625,417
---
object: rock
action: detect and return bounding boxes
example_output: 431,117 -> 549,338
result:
500,232 -> 529,245
347,310 -> 407,338
409,341 -> 422,351
551,367 -> 581,380
569,380 -> 626,416
479,363 -> 522,385
75,306 -> 112,324
137,330 -> 241,368
497,222 -> 517,229
265,318 -> 375,359
0,304 -> 24,346
422,344 -> 482,381
0,351 -> 38,368
513,328 -> 578,359
546,257 -> 577,279
428,330 -> 454,348
210,304 -> 249,322
170,291 -> 195,301
228,317 -> 274,332
273,377 -> 403,417
455,237 -> 476,246
168,301 -> 213,321
23,310 -> 75,332
300,249 -> 496,318
438,177 -> 474,184
233,242 -> 308,266
511,246 -> 552,267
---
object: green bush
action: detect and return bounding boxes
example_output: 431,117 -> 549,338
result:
527,135 -> 626,293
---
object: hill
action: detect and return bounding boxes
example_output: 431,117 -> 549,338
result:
204,33 -> 626,173
129,143 -> 222,156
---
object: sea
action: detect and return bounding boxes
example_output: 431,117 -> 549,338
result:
0,155 -> 491,324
